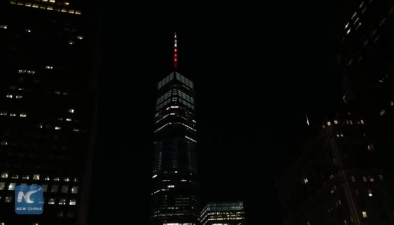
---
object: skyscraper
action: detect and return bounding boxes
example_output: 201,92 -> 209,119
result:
278,115 -> 394,224
150,33 -> 199,225
199,201 -> 247,225
0,1 -> 98,224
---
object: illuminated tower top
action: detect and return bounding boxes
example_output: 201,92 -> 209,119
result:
173,32 -> 178,69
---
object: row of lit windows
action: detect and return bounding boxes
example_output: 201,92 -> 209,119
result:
0,182 -> 78,194
0,112 -> 26,117
325,119 -> 364,127
0,173 -> 79,182
157,72 -> 194,89
10,0 -> 82,15
351,174 -> 383,182
1,195 -> 77,205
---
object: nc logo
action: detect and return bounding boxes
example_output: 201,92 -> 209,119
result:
17,188 -> 42,203
15,185 -> 44,215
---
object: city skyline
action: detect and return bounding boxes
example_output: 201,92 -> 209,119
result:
2,3 -> 341,225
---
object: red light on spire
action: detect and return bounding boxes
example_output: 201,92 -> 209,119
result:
173,32 -> 178,69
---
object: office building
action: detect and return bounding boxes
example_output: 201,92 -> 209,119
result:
150,33 -> 199,225
278,116 -> 394,224
199,201 -> 246,225
0,0 -> 98,224
338,0 -> 394,109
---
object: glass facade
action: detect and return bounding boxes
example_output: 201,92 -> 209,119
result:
151,71 -> 199,225
199,202 -> 246,225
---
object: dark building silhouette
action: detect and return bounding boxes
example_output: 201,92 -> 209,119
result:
0,1 -> 98,224
279,1 -> 394,223
199,201 -> 246,225
150,33 -> 199,225
278,115 -> 394,224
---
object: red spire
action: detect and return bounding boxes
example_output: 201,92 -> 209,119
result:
173,32 -> 178,69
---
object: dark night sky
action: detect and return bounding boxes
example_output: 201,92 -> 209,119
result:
91,3 -> 338,224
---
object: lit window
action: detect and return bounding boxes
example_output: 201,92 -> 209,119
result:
5,196 -> 12,202
59,198 -> 66,205
47,6 -> 53,10
64,2 -> 69,5
363,176 -> 367,182
33,174 -> 40,180
380,109 -> 386,115
16,95 -> 22,99
68,109 -> 74,113
0,25 -> 6,29
75,10 -> 81,15
367,144 -> 374,151
71,186 -> 79,194
369,176 -> 374,182
1,141 -> 7,145
0,182 -> 5,190
55,126 -> 61,130
45,66 -> 53,69
362,211 -> 368,218
20,113 -> 27,117
8,183 -> 16,190
327,121 -> 331,126
42,185 -> 48,192
77,35 -> 83,40
48,198 -> 55,204
368,190 -> 373,197
66,118 -> 72,121
2,172 -> 9,178
69,199 -> 76,205
6,94 -> 12,98
334,120 -> 338,124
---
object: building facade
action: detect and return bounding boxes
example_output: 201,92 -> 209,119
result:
278,116 -> 394,225
199,201 -> 246,225
0,1 -> 98,224
150,33 -> 200,225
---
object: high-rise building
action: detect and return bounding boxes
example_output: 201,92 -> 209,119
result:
150,33 -> 199,225
336,0 -> 394,174
278,115 -> 394,224
0,1 -> 98,224
338,0 -> 394,109
199,201 -> 246,225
